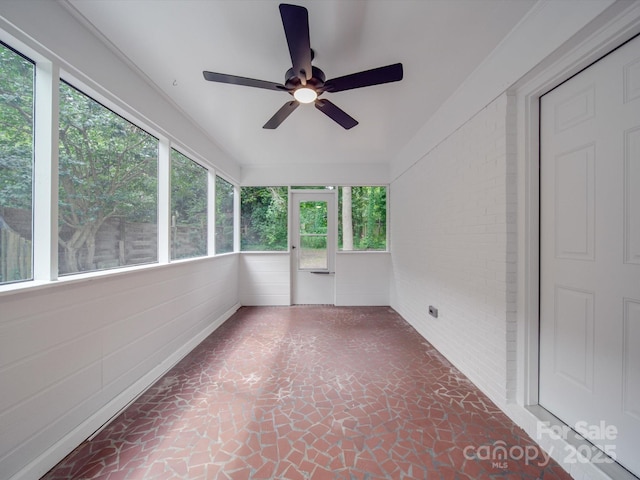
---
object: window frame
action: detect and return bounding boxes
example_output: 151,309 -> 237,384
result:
0,34 -> 240,294
170,148 -> 208,261
214,174 -> 236,255
0,41 -> 36,285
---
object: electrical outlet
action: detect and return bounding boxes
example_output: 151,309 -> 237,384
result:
428,306 -> 438,318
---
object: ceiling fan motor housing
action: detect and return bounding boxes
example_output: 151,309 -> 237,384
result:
285,66 -> 325,92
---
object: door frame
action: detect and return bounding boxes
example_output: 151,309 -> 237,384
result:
514,5 -> 640,478
516,1 -> 640,410
289,189 -> 337,305
507,7 -> 640,479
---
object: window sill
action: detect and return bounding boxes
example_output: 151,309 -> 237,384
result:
240,250 -> 289,255
0,253 -> 237,298
336,250 -> 390,254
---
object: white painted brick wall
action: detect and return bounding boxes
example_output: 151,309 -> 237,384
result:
390,92 -> 517,408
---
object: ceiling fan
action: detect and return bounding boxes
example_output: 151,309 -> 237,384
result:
203,3 -> 403,130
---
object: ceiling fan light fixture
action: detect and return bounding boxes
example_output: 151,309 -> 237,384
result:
293,87 -> 317,104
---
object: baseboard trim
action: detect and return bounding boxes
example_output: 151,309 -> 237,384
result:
10,302 -> 241,480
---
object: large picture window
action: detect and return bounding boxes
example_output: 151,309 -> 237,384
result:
171,149 -> 207,260
215,175 -> 234,254
338,186 -> 387,251
241,186 -> 287,251
0,43 -> 34,285
58,82 -> 158,275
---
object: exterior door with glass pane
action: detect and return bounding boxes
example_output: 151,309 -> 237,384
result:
291,191 -> 336,304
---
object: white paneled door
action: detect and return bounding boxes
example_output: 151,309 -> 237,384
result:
291,191 -> 336,305
540,34 -> 640,476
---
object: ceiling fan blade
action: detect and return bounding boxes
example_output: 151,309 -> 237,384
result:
323,63 -> 403,93
263,100 -> 300,129
203,71 -> 287,91
279,4 -> 312,84
314,99 -> 358,130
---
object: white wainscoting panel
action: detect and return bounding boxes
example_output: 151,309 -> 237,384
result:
239,253 -> 291,306
0,255 -> 239,480
335,252 -> 391,306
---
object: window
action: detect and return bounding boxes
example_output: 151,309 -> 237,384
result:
171,149 -> 207,260
241,186 -> 287,251
58,82 -> 158,275
298,200 -> 328,269
338,186 -> 387,251
0,43 -> 34,285
215,175 -> 234,254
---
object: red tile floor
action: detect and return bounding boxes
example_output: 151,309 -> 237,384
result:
42,306 -> 571,479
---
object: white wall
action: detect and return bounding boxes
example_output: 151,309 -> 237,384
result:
242,163 -> 389,186
239,253 -> 291,305
390,93 -> 517,407
239,252 -> 391,307
0,255 -> 239,480
335,252 -> 390,306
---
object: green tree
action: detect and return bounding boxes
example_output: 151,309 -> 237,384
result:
0,43 -> 34,283
241,186 -> 287,251
215,176 -> 234,253
58,82 -> 157,273
342,186 -> 353,250
171,149 -> 207,259
0,44 -> 33,212
299,200 -> 327,250
339,186 -> 386,250
1,66 -> 159,276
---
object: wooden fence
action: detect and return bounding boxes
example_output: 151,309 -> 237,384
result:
0,222 -> 31,283
2,208 -> 205,278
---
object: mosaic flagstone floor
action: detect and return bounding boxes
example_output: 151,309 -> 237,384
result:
42,306 -> 571,479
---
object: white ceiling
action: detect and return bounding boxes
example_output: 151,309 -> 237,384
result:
64,0 -> 537,168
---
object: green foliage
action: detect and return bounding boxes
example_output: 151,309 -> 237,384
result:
339,186 -> 387,250
215,176 -> 234,253
171,150 -> 207,259
58,82 -> 158,224
241,186 -> 287,251
299,200 -> 327,234
0,44 -> 34,284
298,200 -> 327,249
0,43 -> 33,212
57,82 -> 158,273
